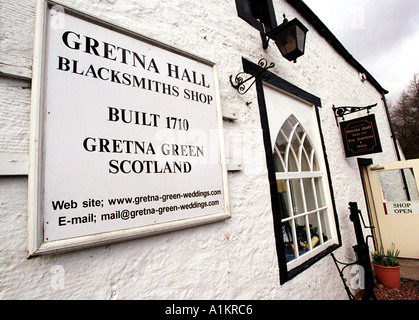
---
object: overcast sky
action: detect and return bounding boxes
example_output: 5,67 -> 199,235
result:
303,0 -> 419,104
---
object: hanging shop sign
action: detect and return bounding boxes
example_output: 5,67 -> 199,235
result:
27,1 -> 229,256
340,114 -> 382,158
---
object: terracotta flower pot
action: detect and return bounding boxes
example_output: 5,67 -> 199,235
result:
372,263 -> 401,289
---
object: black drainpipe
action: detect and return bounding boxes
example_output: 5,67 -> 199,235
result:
381,92 -> 402,161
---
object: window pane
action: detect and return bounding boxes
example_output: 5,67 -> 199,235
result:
289,179 -> 304,215
303,137 -> 313,155
283,222 -> 296,262
281,121 -> 293,139
273,152 -> 285,172
378,168 -> 419,201
301,151 -> 310,171
291,131 -> 301,156
295,222 -> 310,257
312,153 -> 320,171
287,114 -> 298,127
405,169 -> 419,200
319,208 -> 331,242
277,180 -> 290,220
275,132 -> 287,159
288,149 -> 299,172
295,125 -> 304,139
314,177 -> 326,207
303,178 -> 316,211
308,213 -> 322,248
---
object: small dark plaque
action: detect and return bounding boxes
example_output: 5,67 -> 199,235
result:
340,114 -> 382,157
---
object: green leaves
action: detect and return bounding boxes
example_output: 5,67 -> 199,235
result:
372,243 -> 400,266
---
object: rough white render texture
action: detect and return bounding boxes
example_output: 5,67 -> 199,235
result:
0,0 -> 398,299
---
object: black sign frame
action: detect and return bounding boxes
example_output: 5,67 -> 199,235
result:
340,114 -> 382,157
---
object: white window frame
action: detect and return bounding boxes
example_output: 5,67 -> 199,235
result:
242,58 -> 340,283
274,115 -> 335,269
258,80 -> 341,284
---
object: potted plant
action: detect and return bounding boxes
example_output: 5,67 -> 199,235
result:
371,243 -> 401,289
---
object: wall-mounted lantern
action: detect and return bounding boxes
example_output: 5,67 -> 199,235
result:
262,15 -> 308,63
230,15 -> 308,95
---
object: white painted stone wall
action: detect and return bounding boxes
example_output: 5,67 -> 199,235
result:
0,0 -> 397,299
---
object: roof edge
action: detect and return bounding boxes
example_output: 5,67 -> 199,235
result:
286,0 -> 388,95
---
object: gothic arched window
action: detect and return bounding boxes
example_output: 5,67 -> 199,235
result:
274,115 -> 332,266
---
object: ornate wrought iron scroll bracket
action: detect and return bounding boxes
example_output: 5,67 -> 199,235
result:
229,58 -> 274,94
331,253 -> 358,300
332,103 -> 377,126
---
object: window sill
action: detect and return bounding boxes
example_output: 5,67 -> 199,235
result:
284,243 -> 340,284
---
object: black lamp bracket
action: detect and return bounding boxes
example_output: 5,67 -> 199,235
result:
229,58 -> 274,94
261,14 -> 288,50
333,103 -> 377,126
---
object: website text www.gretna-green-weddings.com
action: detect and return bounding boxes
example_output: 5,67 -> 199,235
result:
107,189 -> 222,206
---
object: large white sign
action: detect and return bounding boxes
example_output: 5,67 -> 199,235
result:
28,1 -> 229,255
